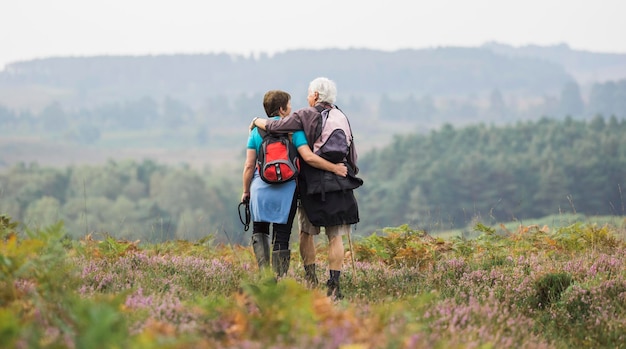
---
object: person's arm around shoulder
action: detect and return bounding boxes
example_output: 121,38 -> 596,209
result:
250,110 -> 304,133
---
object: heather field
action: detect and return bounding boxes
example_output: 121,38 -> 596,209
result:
2,216 -> 626,349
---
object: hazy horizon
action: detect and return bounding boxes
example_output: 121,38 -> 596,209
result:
2,0 -> 625,70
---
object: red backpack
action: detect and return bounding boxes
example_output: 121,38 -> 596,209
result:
256,129 -> 300,184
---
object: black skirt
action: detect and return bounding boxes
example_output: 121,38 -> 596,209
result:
298,163 -> 360,227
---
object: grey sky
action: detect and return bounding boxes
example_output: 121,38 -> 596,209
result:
1,0 -> 625,70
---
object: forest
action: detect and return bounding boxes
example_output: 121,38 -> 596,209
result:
359,115 -> 626,233
1,115 -> 624,243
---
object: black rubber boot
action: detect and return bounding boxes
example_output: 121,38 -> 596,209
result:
271,250 -> 291,277
326,270 -> 343,300
251,233 -> 270,270
304,264 -> 319,287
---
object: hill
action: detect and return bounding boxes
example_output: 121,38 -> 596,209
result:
482,42 -> 626,85
0,44 -> 625,170
3,43 -> 624,111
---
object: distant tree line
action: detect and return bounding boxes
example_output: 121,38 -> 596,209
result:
358,115 -> 626,233
1,116 -> 625,241
1,79 -> 625,149
379,79 -> 626,124
0,95 -> 272,144
1,48 -> 575,107
0,159 -> 242,243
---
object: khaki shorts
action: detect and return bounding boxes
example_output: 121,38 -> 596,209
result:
297,204 -> 350,238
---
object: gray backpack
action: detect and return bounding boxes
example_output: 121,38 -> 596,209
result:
312,105 -> 353,164
305,105 -> 362,199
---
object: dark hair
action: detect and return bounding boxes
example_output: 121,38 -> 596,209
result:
263,90 -> 291,117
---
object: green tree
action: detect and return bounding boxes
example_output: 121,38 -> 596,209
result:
488,88 -> 507,120
122,97 -> 158,129
67,164 -> 125,201
23,196 -> 62,229
40,102 -> 68,132
0,104 -> 16,128
588,79 -> 626,118
150,169 -> 209,221
66,123 -> 101,144
533,155 -> 572,215
558,81 -> 584,117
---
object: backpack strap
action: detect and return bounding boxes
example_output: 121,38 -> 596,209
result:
313,104 -> 357,170
334,104 -> 354,145
334,104 -> 358,172
313,104 -> 327,148
256,128 -> 269,167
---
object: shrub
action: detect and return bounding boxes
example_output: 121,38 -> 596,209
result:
532,272 -> 573,309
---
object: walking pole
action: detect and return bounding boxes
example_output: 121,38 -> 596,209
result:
346,224 -> 357,284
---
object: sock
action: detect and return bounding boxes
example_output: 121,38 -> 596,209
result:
329,270 -> 341,282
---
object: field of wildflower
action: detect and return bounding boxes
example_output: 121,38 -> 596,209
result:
2,215 -> 626,349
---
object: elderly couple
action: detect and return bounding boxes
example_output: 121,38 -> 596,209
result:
241,77 -> 361,299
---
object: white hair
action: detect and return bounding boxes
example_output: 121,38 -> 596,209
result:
308,77 -> 337,104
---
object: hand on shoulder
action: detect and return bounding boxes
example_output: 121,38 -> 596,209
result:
249,117 -> 259,131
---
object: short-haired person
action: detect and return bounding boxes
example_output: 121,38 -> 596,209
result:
242,90 -> 347,278
251,77 -> 361,299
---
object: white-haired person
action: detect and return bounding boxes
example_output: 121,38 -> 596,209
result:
242,89 -> 347,279
251,77 -> 361,299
